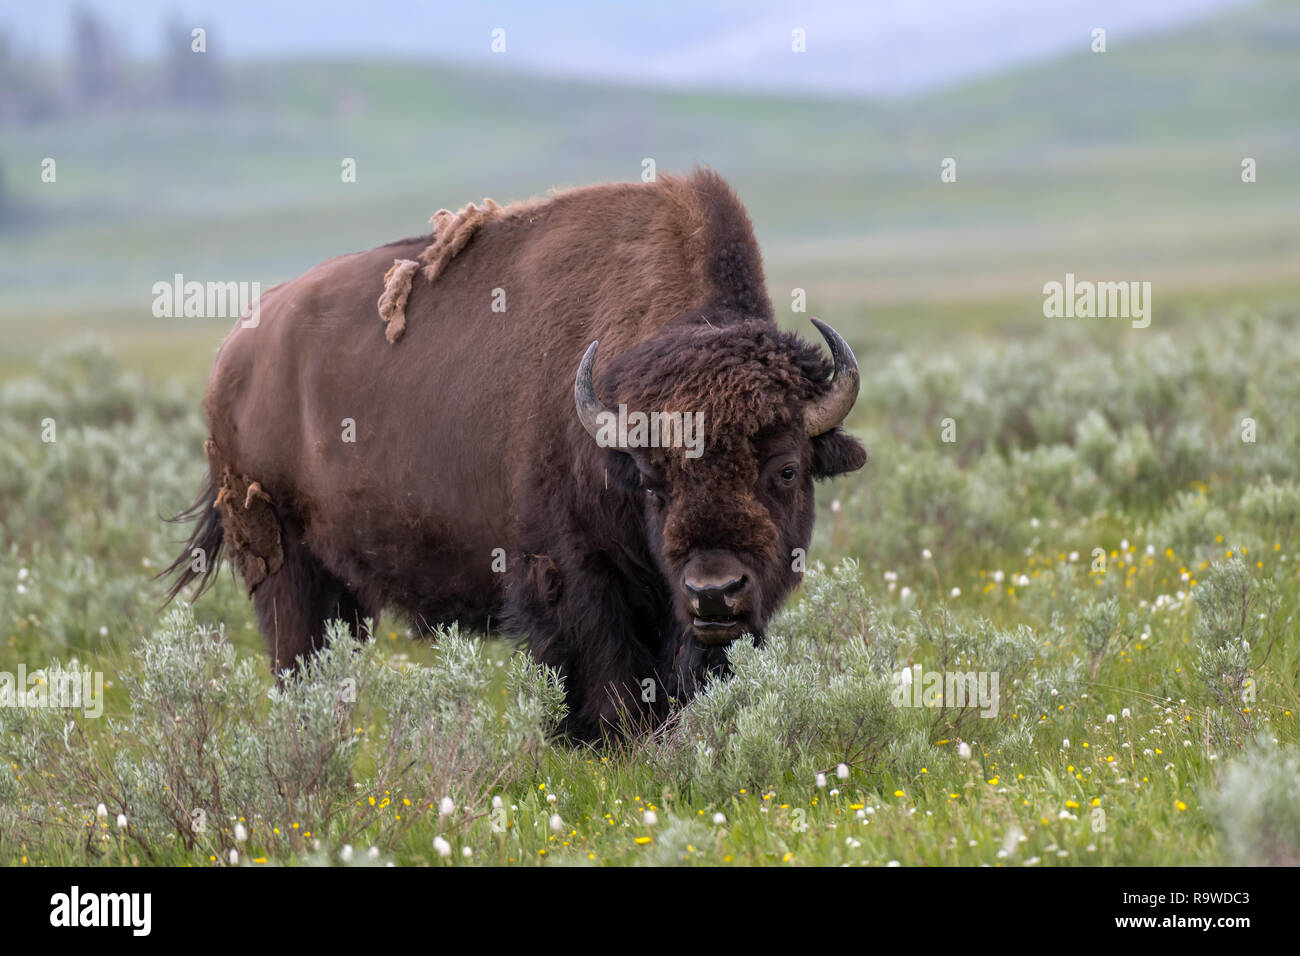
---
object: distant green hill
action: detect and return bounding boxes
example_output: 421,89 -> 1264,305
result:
0,0 -> 1296,365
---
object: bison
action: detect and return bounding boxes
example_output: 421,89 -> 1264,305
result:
165,169 -> 867,740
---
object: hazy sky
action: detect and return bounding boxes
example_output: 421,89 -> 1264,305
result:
1,0 -> 1258,96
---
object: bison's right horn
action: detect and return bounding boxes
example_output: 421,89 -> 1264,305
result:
574,341 -> 614,442
803,318 -> 860,437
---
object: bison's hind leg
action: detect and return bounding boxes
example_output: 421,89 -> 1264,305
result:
254,524 -> 376,675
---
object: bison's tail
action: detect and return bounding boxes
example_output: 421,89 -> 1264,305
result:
158,477 -> 224,605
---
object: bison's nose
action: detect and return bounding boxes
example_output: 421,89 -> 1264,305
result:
684,573 -> 749,618
682,554 -> 753,644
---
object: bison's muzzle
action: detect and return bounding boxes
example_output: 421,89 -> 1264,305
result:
682,550 -> 755,644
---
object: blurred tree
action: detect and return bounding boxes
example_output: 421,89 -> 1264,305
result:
0,27 -> 10,124
71,6 -> 117,105
164,19 -> 225,107
0,27 -> 59,123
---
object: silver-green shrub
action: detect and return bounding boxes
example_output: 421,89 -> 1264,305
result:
1207,737 -> 1300,866
664,561 -> 1037,797
0,606 -> 564,860
1191,557 -> 1275,748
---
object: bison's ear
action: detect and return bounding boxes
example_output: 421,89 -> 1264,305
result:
602,445 -> 645,493
811,429 -> 868,479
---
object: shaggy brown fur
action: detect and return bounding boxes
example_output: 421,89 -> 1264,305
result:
376,199 -> 507,342
377,258 -> 420,343
165,168 -> 867,739
205,439 -> 282,593
420,199 -> 502,283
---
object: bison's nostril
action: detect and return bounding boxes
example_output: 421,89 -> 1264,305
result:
684,575 -> 749,617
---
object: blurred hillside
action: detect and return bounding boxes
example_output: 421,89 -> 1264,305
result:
0,1 -> 1297,378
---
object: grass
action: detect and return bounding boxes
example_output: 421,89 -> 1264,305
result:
2,307 -> 1298,867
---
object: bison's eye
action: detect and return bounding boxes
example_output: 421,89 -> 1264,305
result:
780,465 -> 798,483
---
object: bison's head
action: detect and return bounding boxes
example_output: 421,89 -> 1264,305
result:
574,317 -> 867,649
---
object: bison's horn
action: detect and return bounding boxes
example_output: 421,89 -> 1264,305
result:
803,318 -> 860,437
574,340 -> 614,441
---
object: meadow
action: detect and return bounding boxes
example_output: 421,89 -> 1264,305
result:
1,2 -> 1299,866
1,307 -> 1298,866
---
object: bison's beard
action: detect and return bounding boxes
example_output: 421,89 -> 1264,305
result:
670,637 -> 731,699
669,618 -> 765,700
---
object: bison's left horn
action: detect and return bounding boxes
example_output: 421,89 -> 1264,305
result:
574,340 -> 614,442
803,318 -> 860,437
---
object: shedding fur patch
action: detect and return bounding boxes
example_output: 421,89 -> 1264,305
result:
372,170 -> 759,346
375,199 -> 502,345
377,258 -> 420,344
206,440 -> 283,593
420,199 -> 500,283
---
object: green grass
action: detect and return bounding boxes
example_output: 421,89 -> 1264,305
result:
2,307 -> 1299,866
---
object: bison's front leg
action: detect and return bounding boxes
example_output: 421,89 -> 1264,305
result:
506,551 -> 673,742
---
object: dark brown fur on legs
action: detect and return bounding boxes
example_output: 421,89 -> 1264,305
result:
254,515 -> 376,676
